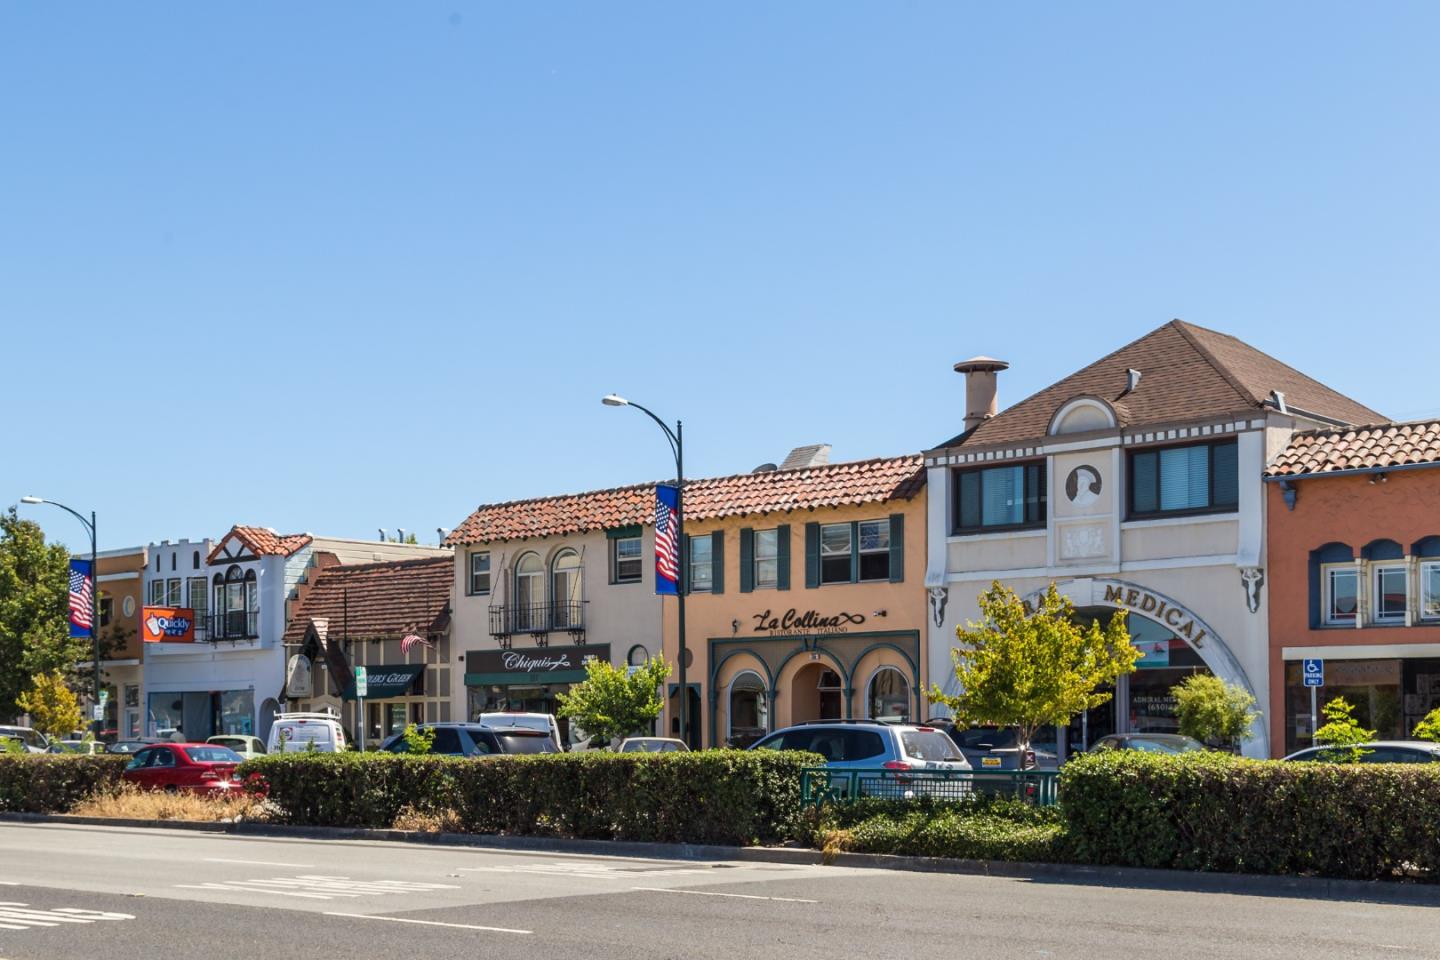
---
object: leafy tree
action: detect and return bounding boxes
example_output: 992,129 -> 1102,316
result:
1312,696 -> 1376,762
0,509 -> 89,720
16,670 -> 83,737
400,724 -> 436,754
556,656 -> 671,747
1414,707 -> 1440,743
929,582 -> 1139,760
1171,674 -> 1260,749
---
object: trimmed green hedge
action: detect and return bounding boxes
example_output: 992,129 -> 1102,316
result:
1060,750 -> 1440,880
821,796 -> 1068,863
239,750 -> 821,846
0,755 -> 128,813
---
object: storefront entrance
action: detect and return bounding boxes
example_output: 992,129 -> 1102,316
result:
789,664 -> 844,724
1282,656 -> 1440,756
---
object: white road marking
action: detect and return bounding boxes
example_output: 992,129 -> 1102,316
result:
323,912 -> 530,934
0,903 -> 133,931
204,858 -> 315,868
631,886 -> 818,903
173,875 -> 459,901
459,861 -> 720,881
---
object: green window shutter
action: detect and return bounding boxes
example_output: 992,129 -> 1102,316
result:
681,533 -> 691,595
739,528 -> 755,593
711,531 -> 725,595
776,524 -> 791,591
804,522 -> 820,589
606,524 -> 642,540
888,513 -> 905,583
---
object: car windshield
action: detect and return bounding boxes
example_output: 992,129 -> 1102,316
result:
493,733 -> 557,754
951,728 -> 1019,750
901,730 -> 965,762
183,746 -> 242,763
210,738 -> 247,750
0,728 -> 46,749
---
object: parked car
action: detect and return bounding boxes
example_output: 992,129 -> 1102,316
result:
1088,733 -> 1206,755
925,719 -> 1060,771
207,735 -> 266,760
750,720 -> 970,798
47,740 -> 106,755
121,743 -> 245,794
1282,741 -> 1440,763
476,712 -> 566,750
616,737 -> 689,753
381,723 -> 560,756
107,738 -> 166,754
0,725 -> 49,754
267,712 -> 347,753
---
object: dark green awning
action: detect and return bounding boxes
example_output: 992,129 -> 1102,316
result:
344,664 -> 424,701
464,669 -> 588,687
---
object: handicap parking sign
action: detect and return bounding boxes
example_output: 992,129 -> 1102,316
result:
1302,658 -> 1324,688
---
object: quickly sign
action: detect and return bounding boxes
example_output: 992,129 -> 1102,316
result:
141,607 -> 197,643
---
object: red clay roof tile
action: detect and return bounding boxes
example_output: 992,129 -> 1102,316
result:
1265,419 -> 1440,477
206,526 -> 313,564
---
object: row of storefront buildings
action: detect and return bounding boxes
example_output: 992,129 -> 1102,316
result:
69,320 -> 1440,758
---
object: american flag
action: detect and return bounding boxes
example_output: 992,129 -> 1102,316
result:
68,559 -> 94,634
654,485 -> 680,595
400,633 -> 431,655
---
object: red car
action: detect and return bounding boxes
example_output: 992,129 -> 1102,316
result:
121,743 -> 245,794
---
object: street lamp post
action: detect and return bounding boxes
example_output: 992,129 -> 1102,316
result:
602,394 -> 691,747
19,496 -> 102,737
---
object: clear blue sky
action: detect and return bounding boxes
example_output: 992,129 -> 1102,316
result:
4,3 -> 1438,552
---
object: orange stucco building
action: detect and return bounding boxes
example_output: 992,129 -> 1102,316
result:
1265,420 -> 1440,755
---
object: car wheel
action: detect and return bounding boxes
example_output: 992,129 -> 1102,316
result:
163,785 -> 179,795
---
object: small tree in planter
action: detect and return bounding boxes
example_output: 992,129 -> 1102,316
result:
556,656 -> 671,748
929,582 -> 1139,763
1413,707 -> 1440,743
1171,674 -> 1259,751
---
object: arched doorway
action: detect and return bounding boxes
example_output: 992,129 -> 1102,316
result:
790,662 -> 844,724
727,671 -> 769,748
1024,578 -> 1266,757
866,666 -> 910,722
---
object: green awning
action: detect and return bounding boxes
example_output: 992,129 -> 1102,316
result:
344,664 -> 424,701
464,669 -> 588,687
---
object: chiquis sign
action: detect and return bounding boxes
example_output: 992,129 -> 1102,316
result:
751,608 -> 866,636
466,644 -> 610,676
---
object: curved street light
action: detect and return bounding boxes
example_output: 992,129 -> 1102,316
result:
601,394 -> 690,747
18,496 -> 102,736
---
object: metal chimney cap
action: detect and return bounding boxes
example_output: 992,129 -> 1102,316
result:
953,356 -> 1010,374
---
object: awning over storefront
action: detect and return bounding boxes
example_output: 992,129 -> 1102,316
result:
342,664 -> 424,700
464,644 -> 610,689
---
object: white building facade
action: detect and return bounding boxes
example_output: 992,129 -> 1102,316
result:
923,321 -> 1383,758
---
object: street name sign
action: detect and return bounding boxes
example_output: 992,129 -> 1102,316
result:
354,665 -> 368,698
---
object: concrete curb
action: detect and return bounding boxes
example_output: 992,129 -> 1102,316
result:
4,812 -> 1436,906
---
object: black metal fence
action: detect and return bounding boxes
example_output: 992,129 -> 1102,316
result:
207,611 -> 259,641
488,601 -> 588,636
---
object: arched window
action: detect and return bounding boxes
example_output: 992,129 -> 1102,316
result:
867,667 -> 910,721
193,550 -> 200,570
514,553 -> 544,631
551,550 -> 582,628
214,566 -> 259,639
728,671 -> 769,748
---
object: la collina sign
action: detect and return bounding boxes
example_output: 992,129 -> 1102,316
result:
752,608 -> 866,636
1023,580 -> 1211,648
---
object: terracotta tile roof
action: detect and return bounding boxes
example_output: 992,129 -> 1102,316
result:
933,320 -> 1383,451
206,525 -> 313,564
444,455 -> 925,546
1265,419 -> 1440,478
282,555 -> 453,645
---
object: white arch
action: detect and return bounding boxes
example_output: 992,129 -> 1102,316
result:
1024,578 -> 1268,758
1048,396 -> 1118,436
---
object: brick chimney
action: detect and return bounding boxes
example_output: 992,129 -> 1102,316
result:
953,356 -> 1009,432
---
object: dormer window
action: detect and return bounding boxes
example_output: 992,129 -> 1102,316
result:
1128,439 -> 1238,519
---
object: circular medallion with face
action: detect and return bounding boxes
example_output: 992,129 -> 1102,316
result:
1065,465 -> 1103,506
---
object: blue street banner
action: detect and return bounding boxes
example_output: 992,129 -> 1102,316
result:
654,484 -> 680,595
68,558 -> 95,638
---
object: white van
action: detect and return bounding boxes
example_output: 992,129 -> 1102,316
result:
477,712 -> 565,751
267,712 -> 347,753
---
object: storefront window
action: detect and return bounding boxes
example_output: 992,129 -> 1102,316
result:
219,690 -> 254,735
867,667 -> 909,721
728,672 -> 768,748
1283,658 -> 1417,755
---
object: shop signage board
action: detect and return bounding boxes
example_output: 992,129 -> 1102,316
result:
1302,659 -> 1324,687
464,644 -> 611,687
140,607 -> 197,643
92,704 -> 104,721
343,664 -> 424,701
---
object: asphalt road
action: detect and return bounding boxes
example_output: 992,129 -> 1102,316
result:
0,822 -> 1434,959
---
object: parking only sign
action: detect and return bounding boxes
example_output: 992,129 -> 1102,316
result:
1302,658 -> 1324,688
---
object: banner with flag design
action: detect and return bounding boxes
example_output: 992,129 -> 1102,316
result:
69,559 -> 94,638
654,484 -> 680,595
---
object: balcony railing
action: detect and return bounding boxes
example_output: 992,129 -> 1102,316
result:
208,610 -> 259,641
488,601 -> 587,644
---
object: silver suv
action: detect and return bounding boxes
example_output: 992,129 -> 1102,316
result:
749,720 -> 971,771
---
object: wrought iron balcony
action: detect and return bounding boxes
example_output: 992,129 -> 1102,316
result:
488,601 -> 587,645
208,610 -> 259,641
